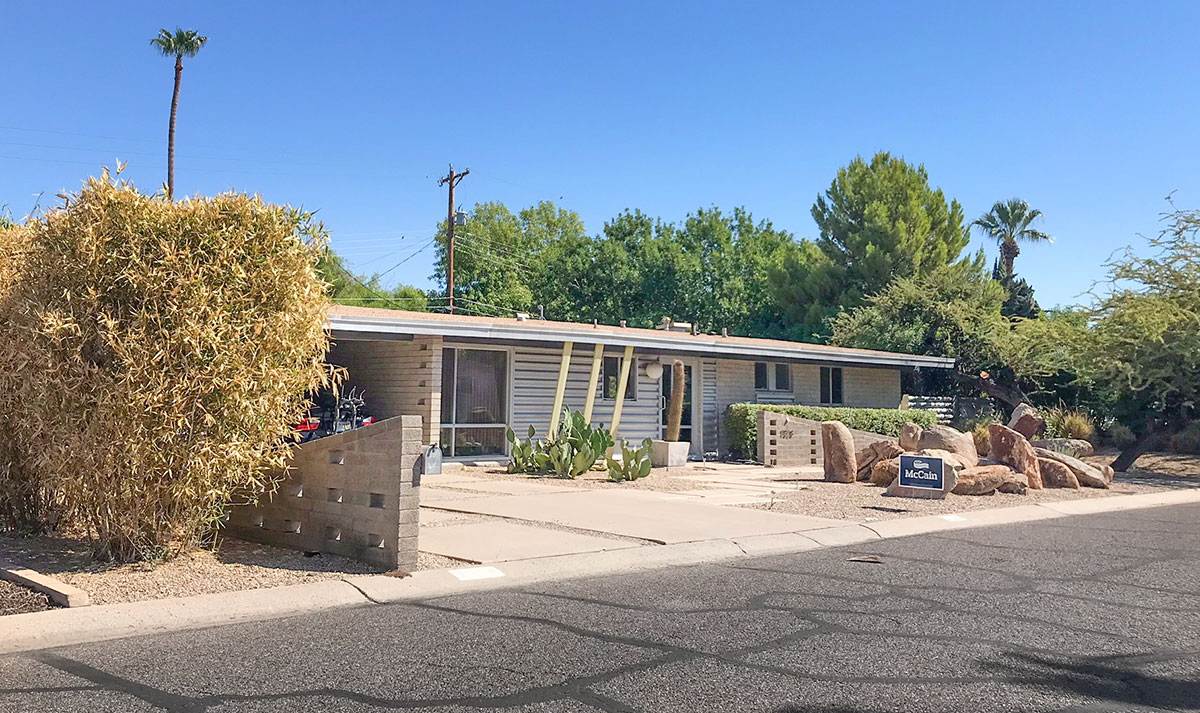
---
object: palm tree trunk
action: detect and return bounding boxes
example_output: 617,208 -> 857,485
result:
167,55 -> 182,201
1001,241 -> 1020,281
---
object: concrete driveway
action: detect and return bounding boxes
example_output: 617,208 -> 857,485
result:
417,467 -> 843,564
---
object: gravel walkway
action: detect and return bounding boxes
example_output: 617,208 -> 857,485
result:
0,579 -> 52,616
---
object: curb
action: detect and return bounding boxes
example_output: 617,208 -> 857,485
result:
2,488 -> 1198,655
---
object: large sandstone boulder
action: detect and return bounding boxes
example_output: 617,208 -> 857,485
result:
1030,438 -> 1094,458
1008,403 -> 1046,439
988,424 -> 1043,489
953,464 -> 1027,495
821,421 -> 857,483
870,458 -> 900,487
855,440 -> 904,481
899,422 -> 922,452
1038,457 -> 1081,489
1033,448 -> 1109,489
916,425 -> 979,468
914,448 -> 968,476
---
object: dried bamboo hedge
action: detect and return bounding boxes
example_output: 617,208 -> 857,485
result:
0,172 -> 337,561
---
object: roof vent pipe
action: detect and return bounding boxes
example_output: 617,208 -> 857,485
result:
620,320 -> 627,328
721,327 -> 728,337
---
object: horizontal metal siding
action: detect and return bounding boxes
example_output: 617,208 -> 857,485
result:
702,359 -> 718,456
511,346 -> 659,443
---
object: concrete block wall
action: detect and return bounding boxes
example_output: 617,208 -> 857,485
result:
328,336 -> 443,446
226,415 -> 422,570
756,409 -> 893,468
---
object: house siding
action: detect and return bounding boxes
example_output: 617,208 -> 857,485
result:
327,335 -> 443,446
709,359 -> 903,457
508,345 -> 660,444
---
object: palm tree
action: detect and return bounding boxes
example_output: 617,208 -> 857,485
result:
151,28 -> 208,201
971,198 -> 1052,281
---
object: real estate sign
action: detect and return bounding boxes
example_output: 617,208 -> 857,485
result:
898,454 -> 944,490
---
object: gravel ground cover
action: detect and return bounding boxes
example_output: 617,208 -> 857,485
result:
0,579 -> 52,616
742,450 -> 1199,521
440,465 -> 709,492
0,534 -> 382,606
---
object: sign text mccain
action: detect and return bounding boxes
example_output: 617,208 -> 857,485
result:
898,454 -> 944,490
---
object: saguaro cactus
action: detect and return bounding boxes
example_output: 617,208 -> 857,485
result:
665,359 -> 685,441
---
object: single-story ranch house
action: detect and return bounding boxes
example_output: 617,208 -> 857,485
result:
326,305 -> 955,461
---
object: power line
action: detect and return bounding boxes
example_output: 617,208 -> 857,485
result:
373,237 -> 439,281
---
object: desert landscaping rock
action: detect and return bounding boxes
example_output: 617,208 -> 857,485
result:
821,421 -> 857,483
854,440 -> 904,481
951,464 -> 1025,495
1008,402 -> 1047,439
1031,438 -> 1094,457
1038,457 -> 1082,489
916,425 -> 979,467
870,457 -> 900,486
1035,447 -> 1110,489
899,422 -> 922,451
988,423 -> 1044,489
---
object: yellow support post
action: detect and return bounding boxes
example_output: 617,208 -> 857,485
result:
581,343 -> 604,423
548,341 -> 573,439
608,345 -> 635,438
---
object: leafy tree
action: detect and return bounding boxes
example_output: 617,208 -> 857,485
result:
1014,208 -> 1200,470
151,28 -> 208,201
316,248 -> 428,310
431,201 -> 536,315
828,253 -> 1017,400
972,198 -> 1051,281
992,258 -> 1042,319
770,152 -> 969,341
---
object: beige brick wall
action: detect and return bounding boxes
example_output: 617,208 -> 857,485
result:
756,410 -> 893,468
327,336 -> 443,445
226,415 -> 422,570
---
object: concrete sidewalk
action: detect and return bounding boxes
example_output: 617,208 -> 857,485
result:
4,489 -> 1198,655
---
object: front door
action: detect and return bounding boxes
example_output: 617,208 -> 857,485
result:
660,362 -> 696,453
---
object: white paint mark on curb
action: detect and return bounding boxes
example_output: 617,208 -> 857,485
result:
940,514 -> 967,522
449,566 -> 505,581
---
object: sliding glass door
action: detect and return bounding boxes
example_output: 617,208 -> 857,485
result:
440,347 -> 508,457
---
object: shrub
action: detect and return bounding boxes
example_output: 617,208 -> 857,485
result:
1170,423 -> 1200,455
725,403 -> 938,461
967,418 -> 997,457
607,438 -> 654,481
506,407 -> 614,478
0,172 -> 336,560
1043,406 -> 1096,442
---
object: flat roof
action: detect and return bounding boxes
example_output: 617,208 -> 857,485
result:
326,304 -> 956,370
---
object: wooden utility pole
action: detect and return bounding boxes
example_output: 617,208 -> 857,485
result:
438,164 -> 469,313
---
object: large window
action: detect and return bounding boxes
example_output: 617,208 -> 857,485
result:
820,366 -> 844,405
775,363 -> 791,391
755,361 -> 792,391
754,362 -> 769,390
440,348 -> 508,457
602,355 -> 637,401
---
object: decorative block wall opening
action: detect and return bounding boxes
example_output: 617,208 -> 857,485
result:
282,520 -> 301,534
325,526 -> 341,542
327,488 -> 343,503
367,533 -> 385,549
283,483 -> 303,498
369,493 -> 386,509
329,451 -> 345,465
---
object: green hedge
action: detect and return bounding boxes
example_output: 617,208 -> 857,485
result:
725,403 -> 938,460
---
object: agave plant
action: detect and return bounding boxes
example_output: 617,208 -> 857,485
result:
607,438 -> 654,482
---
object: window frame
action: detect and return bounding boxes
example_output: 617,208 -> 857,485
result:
820,366 -> 844,405
439,346 -> 511,458
755,361 -> 792,392
602,354 -> 638,401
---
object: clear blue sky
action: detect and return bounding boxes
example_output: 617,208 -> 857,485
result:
3,1 -> 1198,308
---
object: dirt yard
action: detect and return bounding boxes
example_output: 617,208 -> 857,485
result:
0,533 -> 382,607
0,579 -> 52,616
743,450 -> 1200,521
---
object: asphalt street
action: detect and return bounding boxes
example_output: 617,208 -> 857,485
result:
1,504 -> 1198,713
